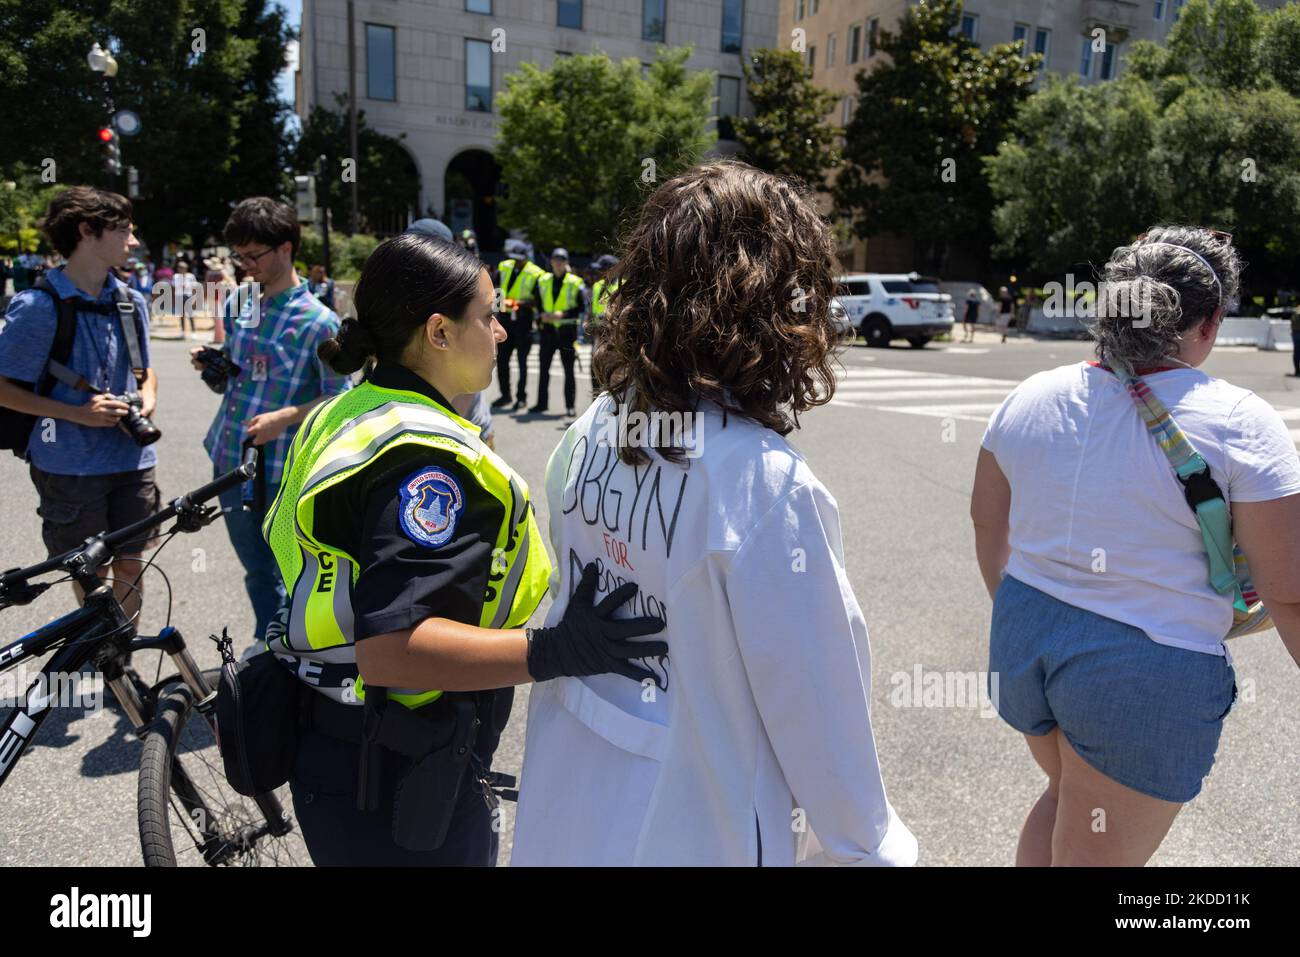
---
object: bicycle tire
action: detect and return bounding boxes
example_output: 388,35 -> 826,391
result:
137,675 -> 304,866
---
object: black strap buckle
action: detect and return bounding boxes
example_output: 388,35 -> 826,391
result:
1178,467 -> 1224,510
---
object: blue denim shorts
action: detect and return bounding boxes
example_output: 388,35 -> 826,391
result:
988,575 -> 1237,803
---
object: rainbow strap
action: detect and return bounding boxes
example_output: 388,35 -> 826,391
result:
1114,368 -> 1270,639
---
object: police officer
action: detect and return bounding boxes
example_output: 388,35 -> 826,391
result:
262,233 -> 667,865
491,239 -> 544,411
529,248 -> 585,418
586,254 -> 619,393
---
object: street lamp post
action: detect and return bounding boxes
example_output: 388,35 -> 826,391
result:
87,42 -> 122,188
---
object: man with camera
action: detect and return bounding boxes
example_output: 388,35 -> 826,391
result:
0,187 -> 160,622
193,197 -> 351,646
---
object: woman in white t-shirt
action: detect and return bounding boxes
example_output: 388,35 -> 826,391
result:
971,226 -> 1300,866
511,161 -> 917,866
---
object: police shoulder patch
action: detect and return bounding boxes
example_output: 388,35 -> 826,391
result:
397,466 -> 465,549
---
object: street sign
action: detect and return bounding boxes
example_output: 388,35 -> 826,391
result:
294,175 -> 317,223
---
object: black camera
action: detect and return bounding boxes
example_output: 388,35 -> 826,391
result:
106,393 -> 162,446
195,346 -> 242,394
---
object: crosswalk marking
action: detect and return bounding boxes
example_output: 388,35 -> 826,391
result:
829,361 -> 1300,449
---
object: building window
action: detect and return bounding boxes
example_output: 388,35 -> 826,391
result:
1034,28 -> 1051,61
1013,23 -> 1028,47
1153,0 -> 1166,19
466,0 -> 491,13
721,0 -> 743,54
1173,0 -> 1186,13
465,38 -> 492,111
558,0 -> 582,30
960,14 -> 978,41
840,95 -> 853,126
366,24 -> 396,101
867,17 -> 879,56
1079,36 -> 1094,78
795,0 -> 804,21
1100,40 -> 1118,79
810,0 -> 818,12
807,45 -> 816,69
827,33 -> 836,67
642,0 -> 666,42
848,23 -> 861,64
717,75 -> 740,140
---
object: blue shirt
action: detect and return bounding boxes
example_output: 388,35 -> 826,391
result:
0,266 -> 155,476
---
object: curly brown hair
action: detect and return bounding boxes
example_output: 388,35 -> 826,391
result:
593,160 -> 841,466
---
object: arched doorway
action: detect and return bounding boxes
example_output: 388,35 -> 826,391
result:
444,149 -> 504,255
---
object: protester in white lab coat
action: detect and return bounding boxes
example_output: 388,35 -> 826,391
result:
511,161 -> 918,866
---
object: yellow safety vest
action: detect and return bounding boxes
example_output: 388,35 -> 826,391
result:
262,377 -> 552,708
497,258 -> 542,307
537,271 -> 584,323
591,278 -> 619,318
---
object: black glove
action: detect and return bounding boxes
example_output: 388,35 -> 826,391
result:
526,562 -> 668,686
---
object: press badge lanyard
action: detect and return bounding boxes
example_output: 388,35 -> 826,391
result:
47,289 -> 145,396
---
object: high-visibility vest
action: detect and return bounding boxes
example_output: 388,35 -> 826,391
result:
590,278 -> 619,318
497,258 -> 543,308
262,378 -> 553,708
537,271 -> 584,322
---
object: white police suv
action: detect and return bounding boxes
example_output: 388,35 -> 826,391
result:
837,273 -> 955,348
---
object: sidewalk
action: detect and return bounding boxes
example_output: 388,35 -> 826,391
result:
149,312 -> 219,341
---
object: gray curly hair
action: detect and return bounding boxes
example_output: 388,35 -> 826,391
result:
1088,225 -> 1242,371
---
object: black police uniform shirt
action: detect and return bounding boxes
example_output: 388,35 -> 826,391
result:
310,362 -> 505,644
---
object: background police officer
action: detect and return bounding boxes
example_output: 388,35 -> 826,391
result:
585,254 -> 619,393
491,239 -> 544,411
529,248 -> 584,418
264,233 -> 667,865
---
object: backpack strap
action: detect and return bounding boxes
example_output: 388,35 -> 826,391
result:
112,284 -> 147,389
28,278 -> 83,398
1107,363 -> 1269,638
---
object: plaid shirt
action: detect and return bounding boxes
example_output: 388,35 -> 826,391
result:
203,279 -> 351,495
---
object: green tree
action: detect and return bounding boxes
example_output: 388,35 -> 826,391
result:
0,165 -> 61,254
988,0 -> 1300,297
291,95 -> 422,236
733,49 -> 840,190
833,0 -> 1040,275
495,47 -> 714,252
0,0 -> 294,257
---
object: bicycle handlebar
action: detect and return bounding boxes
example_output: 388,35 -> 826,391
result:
0,446 -> 261,598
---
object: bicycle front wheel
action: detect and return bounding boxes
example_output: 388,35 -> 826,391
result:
137,677 -> 306,866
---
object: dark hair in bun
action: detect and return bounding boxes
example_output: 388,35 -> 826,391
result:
317,232 -> 484,375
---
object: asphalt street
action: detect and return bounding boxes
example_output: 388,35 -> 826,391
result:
0,329 -> 1296,866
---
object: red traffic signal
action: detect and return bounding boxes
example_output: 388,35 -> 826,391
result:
98,127 -> 114,142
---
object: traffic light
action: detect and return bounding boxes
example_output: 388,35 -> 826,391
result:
294,174 -> 318,223
99,127 -> 122,176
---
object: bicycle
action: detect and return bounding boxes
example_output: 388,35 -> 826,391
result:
0,445 -> 301,865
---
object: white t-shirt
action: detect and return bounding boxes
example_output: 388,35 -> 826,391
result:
982,361 -> 1300,655
511,394 -> 917,866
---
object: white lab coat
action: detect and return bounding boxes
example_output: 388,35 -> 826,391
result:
511,396 -> 917,866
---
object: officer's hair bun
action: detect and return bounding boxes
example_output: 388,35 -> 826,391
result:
318,316 -> 379,375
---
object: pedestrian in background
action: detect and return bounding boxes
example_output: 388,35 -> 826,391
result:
307,263 -> 335,310
192,196 -> 352,646
996,285 -> 1015,343
972,226 -> 1300,866
963,287 -> 981,342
